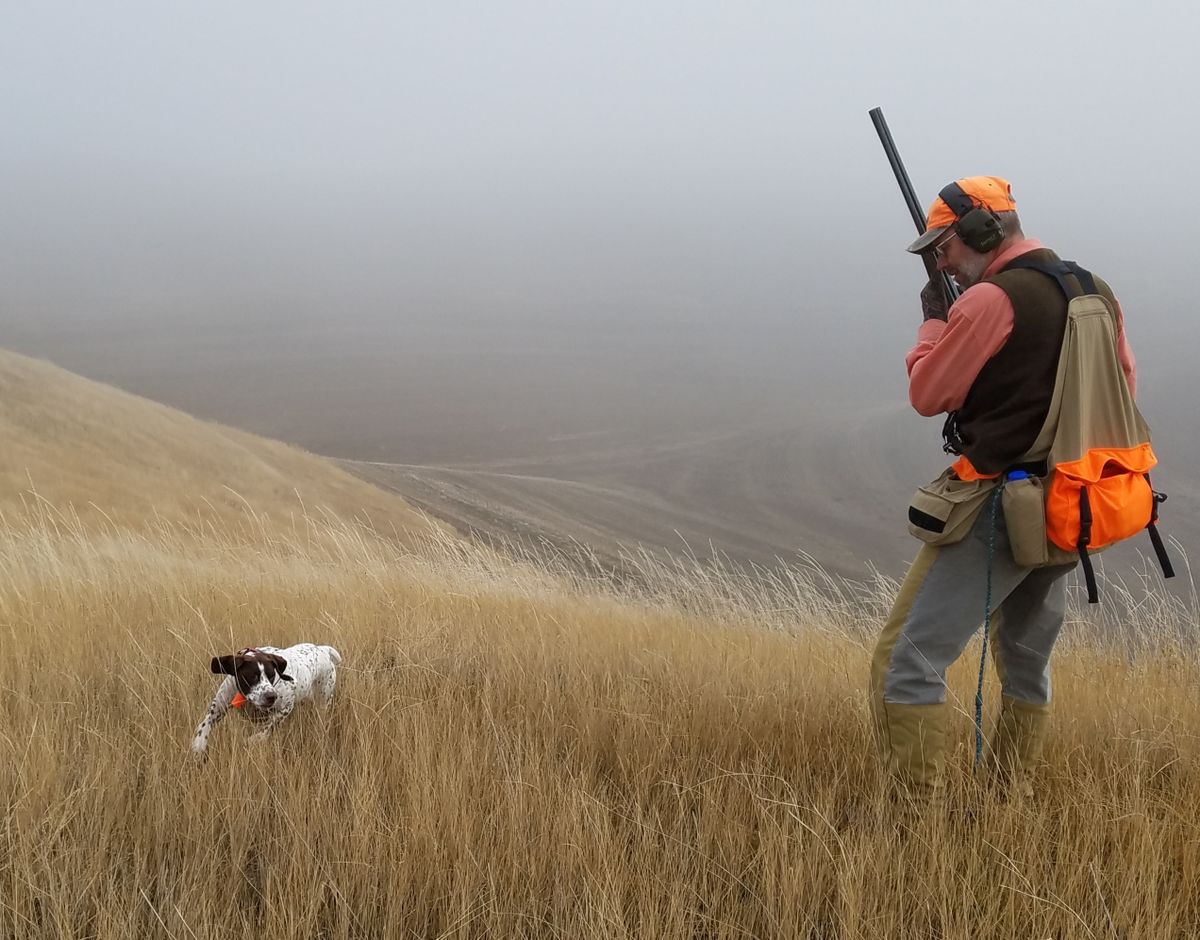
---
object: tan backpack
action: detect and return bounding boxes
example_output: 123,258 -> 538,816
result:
908,258 -> 1174,603
999,257 -> 1173,601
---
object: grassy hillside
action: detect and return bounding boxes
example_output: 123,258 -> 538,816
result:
1,348 -> 1198,938
0,348 -> 437,541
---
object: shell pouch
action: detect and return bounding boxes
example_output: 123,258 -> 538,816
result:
907,469 -> 999,547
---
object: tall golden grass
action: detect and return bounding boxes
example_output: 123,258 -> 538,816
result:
2,500 -> 1198,939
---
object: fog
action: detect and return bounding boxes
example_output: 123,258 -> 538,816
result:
2,1 -> 1197,574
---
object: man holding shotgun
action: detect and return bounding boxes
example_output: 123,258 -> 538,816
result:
867,168 -> 1138,805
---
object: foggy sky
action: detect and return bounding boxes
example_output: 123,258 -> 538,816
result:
3,1 -> 1198,439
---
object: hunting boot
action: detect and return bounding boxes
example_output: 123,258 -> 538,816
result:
989,695 -> 1051,800
872,700 -> 947,807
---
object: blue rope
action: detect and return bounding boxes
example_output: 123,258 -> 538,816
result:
974,484 -> 1005,771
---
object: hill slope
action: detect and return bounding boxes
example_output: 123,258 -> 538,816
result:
0,348 -> 437,540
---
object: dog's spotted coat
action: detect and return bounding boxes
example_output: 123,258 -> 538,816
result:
191,643 -> 341,758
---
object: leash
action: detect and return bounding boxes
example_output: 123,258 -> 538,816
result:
974,483 -> 1005,771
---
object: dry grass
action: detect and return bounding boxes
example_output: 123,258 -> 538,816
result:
2,504 -> 1199,939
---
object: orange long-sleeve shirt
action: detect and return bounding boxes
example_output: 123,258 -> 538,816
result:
906,238 -> 1137,417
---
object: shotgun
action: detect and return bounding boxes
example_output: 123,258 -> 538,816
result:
868,107 -> 959,305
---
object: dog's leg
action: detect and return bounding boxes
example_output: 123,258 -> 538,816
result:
318,671 -> 336,707
191,680 -> 235,760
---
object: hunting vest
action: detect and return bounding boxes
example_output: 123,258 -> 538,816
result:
948,248 -> 1120,474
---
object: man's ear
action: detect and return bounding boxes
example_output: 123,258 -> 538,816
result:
267,654 -> 294,682
211,655 -> 239,675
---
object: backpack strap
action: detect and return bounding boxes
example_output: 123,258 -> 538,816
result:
1001,256 -> 1098,298
1076,485 -> 1100,604
1145,475 -> 1176,580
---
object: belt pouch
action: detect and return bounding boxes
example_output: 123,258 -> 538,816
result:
1002,474 -> 1050,567
908,469 -> 998,547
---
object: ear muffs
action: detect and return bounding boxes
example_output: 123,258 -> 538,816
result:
938,182 -> 1004,252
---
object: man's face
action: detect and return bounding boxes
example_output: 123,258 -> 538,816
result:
933,228 -> 991,289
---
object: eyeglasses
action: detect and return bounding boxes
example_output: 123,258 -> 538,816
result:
932,229 -> 960,260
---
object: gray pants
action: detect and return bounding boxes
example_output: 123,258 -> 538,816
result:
872,508 -> 1077,708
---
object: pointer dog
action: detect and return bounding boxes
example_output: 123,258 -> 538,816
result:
191,643 -> 341,758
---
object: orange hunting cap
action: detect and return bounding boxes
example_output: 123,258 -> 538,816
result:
906,176 -> 1017,253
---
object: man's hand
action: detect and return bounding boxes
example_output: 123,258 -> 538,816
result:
920,278 -> 950,322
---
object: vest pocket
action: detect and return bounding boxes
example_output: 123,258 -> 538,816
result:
1045,469 -> 1154,552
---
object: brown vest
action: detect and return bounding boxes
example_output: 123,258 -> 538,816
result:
953,248 -> 1119,474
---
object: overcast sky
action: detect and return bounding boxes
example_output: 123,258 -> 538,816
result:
2,1 -> 1197,424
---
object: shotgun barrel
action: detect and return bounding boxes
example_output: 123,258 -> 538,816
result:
868,107 -> 959,303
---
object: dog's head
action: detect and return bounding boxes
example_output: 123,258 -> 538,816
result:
211,648 -> 293,709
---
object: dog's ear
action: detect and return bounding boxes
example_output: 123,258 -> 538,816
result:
211,655 -> 239,675
267,653 -> 294,682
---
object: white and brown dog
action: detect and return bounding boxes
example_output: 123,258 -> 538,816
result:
191,644 -> 341,758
